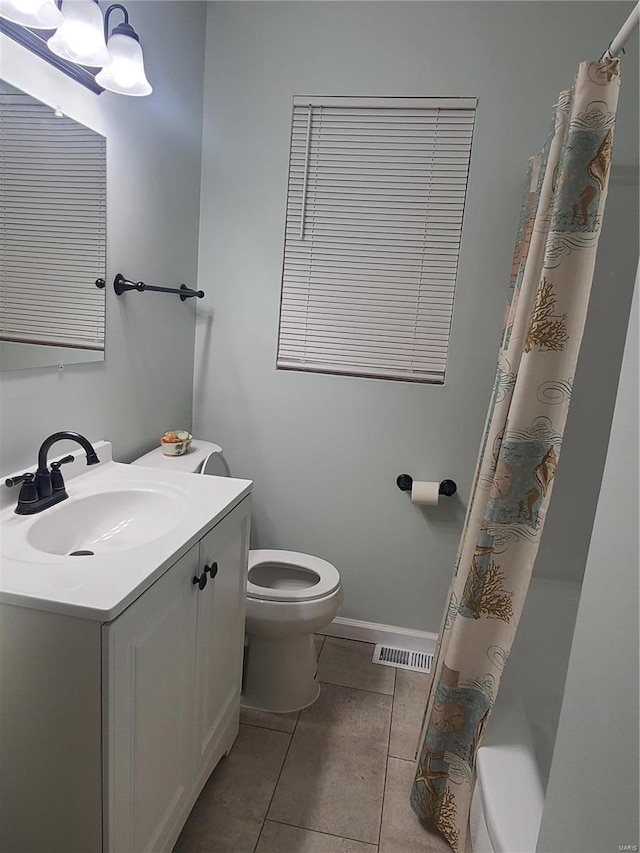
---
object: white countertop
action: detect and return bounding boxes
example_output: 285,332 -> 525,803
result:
0,441 -> 252,622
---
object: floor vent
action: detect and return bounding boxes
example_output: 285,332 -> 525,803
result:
372,644 -> 433,673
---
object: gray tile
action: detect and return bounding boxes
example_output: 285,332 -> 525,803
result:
268,682 -> 392,845
388,670 -> 431,761
379,757 -> 451,853
173,724 -> 291,853
240,705 -> 299,733
317,637 -> 395,695
256,821 -> 378,853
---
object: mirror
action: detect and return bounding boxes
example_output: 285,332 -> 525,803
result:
0,82 -> 106,371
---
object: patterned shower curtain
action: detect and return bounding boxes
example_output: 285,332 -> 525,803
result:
411,59 -> 621,853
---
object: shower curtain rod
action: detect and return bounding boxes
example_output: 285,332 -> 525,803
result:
601,1 -> 640,59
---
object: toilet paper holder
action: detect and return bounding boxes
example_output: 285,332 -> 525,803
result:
396,475 -> 457,497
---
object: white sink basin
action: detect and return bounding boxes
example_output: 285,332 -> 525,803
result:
27,489 -> 184,556
0,441 -> 252,621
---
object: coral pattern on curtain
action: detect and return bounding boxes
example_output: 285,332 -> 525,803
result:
411,59 -> 621,853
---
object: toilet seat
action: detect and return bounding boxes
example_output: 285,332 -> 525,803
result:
247,549 -> 341,603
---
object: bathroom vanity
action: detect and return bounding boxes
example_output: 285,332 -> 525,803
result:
0,442 -> 252,853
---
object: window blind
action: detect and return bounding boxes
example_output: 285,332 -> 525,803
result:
0,92 -> 106,351
277,96 -> 476,383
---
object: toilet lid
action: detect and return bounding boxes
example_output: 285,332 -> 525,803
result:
247,549 -> 341,602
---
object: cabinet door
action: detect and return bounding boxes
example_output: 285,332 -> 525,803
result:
194,497 -> 250,783
103,545 -> 199,853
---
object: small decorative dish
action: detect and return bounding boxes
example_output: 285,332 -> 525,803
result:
160,431 -> 192,456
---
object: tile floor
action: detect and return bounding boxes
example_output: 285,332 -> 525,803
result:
173,636 -> 451,853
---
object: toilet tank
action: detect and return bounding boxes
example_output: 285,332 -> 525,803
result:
131,439 -> 231,477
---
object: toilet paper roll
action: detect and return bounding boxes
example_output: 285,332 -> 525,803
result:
410,481 -> 440,506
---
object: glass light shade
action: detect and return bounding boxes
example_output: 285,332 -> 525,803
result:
47,0 -> 111,67
0,0 -> 63,29
95,32 -> 152,96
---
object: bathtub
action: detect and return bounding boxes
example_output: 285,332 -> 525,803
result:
469,577 -> 582,853
469,671 -> 544,853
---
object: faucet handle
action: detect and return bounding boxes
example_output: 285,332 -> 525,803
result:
5,472 -> 34,488
51,455 -> 75,469
51,455 -> 74,492
6,473 -> 27,487
5,473 -> 38,506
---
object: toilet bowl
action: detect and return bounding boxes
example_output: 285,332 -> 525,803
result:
131,439 -> 343,713
244,549 -> 343,712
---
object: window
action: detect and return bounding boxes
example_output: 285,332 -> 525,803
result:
277,96 -> 476,383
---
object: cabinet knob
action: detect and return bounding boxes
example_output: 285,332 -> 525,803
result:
205,562 -> 218,580
192,572 -> 208,591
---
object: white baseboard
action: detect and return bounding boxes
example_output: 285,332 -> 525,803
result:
319,617 -> 438,654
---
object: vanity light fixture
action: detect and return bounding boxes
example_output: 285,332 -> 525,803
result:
0,0 -> 62,29
47,0 -> 110,67
95,3 -> 151,96
0,0 -> 152,96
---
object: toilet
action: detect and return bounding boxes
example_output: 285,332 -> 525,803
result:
132,439 -> 343,713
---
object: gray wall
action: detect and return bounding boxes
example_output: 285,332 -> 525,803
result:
508,577 -> 582,789
534,173 -> 639,585
537,272 -> 639,853
194,1 -> 639,631
0,1 -> 207,473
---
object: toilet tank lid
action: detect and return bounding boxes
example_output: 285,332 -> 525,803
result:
131,439 -> 223,474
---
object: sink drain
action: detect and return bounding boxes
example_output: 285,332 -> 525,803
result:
69,550 -> 95,557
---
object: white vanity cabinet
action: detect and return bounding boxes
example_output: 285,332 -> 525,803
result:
104,500 -> 250,853
0,495 -> 250,853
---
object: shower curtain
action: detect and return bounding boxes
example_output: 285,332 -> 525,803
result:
411,59 -> 621,853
